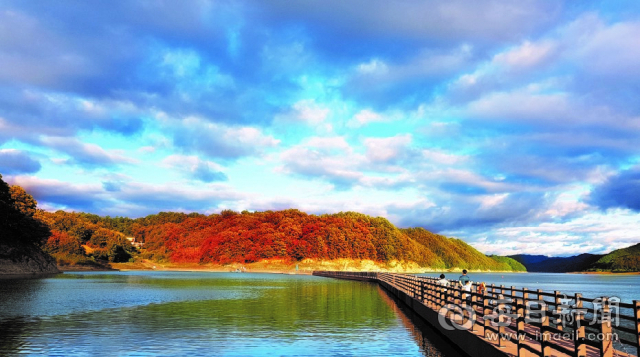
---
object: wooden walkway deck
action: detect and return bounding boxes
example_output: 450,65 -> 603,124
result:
313,271 -> 639,357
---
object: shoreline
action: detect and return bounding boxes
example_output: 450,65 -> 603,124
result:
58,262 -> 639,275
51,259 -> 639,275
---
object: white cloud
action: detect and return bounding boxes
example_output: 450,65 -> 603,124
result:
347,109 -> 385,128
364,134 -> 412,163
565,16 -> 640,77
459,208 -> 640,256
279,137 -> 365,187
421,149 -> 468,165
162,154 -> 227,182
291,99 -> 330,125
165,116 -> 280,159
40,137 -> 138,167
492,40 -> 557,70
357,59 -> 389,75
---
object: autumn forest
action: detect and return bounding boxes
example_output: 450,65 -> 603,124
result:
1,175 -> 526,272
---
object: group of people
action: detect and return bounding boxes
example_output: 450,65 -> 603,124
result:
437,270 -> 486,300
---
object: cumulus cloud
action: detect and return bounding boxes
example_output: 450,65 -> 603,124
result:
274,99 -> 333,133
347,109 -> 385,128
462,209 -> 640,256
8,175 -> 243,217
165,116 -> 280,160
492,40 -> 557,70
40,137 -> 138,167
345,46 -> 475,107
163,155 -> 228,183
364,134 -> 413,163
279,136 -> 364,189
280,135 -> 421,189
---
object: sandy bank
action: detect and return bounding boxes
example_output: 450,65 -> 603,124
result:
107,258 -> 521,275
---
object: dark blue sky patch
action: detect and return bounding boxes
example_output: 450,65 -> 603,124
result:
0,150 -> 41,175
589,167 -> 640,211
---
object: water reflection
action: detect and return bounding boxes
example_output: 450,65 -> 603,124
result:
0,272 -> 449,356
376,286 -> 464,357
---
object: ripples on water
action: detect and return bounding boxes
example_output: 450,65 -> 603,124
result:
0,272 -> 453,356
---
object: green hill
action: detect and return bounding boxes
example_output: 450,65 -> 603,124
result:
587,243 -> 640,272
488,255 -> 527,272
401,228 -> 526,271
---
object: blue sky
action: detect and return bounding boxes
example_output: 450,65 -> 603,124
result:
1,1 -> 640,256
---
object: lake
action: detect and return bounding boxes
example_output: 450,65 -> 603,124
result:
0,271 -> 456,357
1,271 -> 638,357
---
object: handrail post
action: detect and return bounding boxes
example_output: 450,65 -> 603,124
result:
498,294 -> 506,348
470,284 -> 477,332
483,294 -> 490,338
554,290 -> 563,331
573,293 -> 586,357
599,297 -> 613,357
541,303 -> 550,357
420,278 -> 425,304
634,300 -> 640,357
516,297 -> 524,357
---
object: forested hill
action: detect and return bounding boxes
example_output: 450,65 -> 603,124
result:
0,175 -> 59,275
509,243 -> 640,273
587,243 -> 640,272
40,209 -> 525,272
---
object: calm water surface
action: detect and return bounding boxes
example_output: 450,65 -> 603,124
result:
0,272 -> 455,357
3,271 -> 638,356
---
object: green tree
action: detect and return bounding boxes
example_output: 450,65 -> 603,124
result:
9,185 -> 37,217
0,174 -> 51,247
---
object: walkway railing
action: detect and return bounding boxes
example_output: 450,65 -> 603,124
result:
313,271 -> 640,357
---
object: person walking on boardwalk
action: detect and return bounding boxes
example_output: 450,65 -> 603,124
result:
458,269 -> 470,286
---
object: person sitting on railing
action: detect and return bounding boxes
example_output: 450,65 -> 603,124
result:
477,282 -> 486,296
462,280 -> 473,301
437,274 -> 448,292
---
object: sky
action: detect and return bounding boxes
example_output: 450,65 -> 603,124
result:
1,1 -> 640,257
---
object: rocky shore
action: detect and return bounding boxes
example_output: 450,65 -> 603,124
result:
0,244 -> 60,276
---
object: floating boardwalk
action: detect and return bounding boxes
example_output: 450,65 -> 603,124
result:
313,271 -> 640,357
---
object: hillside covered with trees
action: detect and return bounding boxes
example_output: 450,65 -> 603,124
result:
0,174 -> 58,275
2,177 -> 526,272
39,208 -> 524,272
509,243 -> 640,273
587,243 -> 640,272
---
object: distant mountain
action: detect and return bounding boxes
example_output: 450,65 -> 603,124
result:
587,243 -> 640,272
507,255 -> 550,266
508,253 -> 604,273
